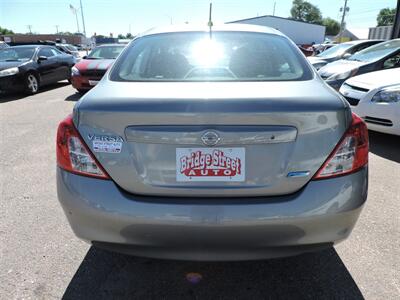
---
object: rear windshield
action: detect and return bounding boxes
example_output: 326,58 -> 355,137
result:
316,43 -> 353,58
347,39 -> 400,63
110,32 -> 312,82
88,46 -> 125,59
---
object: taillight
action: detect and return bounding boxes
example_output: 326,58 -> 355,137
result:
56,114 -> 110,179
313,113 -> 368,180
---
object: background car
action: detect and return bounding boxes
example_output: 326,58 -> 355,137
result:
308,40 -> 383,70
55,43 -> 81,61
0,45 -> 75,94
340,68 -> 400,135
0,41 -> 10,49
70,43 -> 125,93
312,43 -> 336,55
57,25 -> 368,261
318,39 -> 400,90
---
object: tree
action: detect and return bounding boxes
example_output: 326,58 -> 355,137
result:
290,0 -> 323,24
58,31 -> 73,35
377,8 -> 396,26
0,26 -> 14,35
118,34 -> 126,39
323,18 -> 340,35
126,33 -> 133,39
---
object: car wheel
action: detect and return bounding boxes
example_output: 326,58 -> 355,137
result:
77,89 -> 86,94
25,73 -> 39,94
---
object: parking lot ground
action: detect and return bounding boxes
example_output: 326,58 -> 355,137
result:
0,84 -> 399,299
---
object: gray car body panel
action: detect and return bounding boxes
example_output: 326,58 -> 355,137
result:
57,25 -> 367,260
74,79 -> 350,197
57,167 -> 368,261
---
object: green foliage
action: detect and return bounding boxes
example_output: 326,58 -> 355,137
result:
58,31 -> 73,36
323,18 -> 340,35
117,34 -> 126,39
126,33 -> 133,39
0,26 -> 14,35
290,0 -> 323,24
377,8 -> 396,26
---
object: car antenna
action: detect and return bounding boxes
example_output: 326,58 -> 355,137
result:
208,2 -> 213,39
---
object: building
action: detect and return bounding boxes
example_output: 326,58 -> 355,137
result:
227,15 -> 326,45
369,26 -> 393,40
0,34 -> 88,46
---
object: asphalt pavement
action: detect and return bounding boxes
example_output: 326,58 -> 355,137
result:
0,83 -> 399,299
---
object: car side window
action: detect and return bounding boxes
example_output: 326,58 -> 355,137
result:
50,48 -> 62,56
38,48 -> 55,58
349,43 -> 372,54
383,53 -> 400,69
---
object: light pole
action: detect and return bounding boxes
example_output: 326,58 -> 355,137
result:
165,15 -> 173,25
69,4 -> 80,33
79,0 -> 87,37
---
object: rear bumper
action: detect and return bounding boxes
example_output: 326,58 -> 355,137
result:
57,167 -> 368,261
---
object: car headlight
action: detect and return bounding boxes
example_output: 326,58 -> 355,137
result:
71,66 -> 80,76
0,67 -> 19,77
327,68 -> 358,81
371,86 -> 400,103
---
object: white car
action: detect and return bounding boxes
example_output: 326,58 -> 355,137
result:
340,68 -> 400,136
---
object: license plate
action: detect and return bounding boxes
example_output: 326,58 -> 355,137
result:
176,148 -> 245,182
88,80 -> 99,86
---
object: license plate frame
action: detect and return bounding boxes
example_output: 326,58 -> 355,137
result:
176,147 -> 245,182
88,80 -> 99,86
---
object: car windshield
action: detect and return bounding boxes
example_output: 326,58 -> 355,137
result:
347,39 -> 400,62
65,45 -> 78,51
87,46 -> 124,59
111,32 -> 312,82
0,47 -> 36,62
316,43 -> 353,58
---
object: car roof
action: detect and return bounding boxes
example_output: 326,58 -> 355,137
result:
95,44 -> 125,47
343,39 -> 384,46
9,45 -> 42,49
139,24 -> 284,38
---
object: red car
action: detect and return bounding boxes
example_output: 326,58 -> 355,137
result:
71,44 -> 125,93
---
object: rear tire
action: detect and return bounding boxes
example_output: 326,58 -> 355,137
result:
24,73 -> 39,94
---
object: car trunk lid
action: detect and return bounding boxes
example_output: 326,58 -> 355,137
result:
74,80 -> 350,197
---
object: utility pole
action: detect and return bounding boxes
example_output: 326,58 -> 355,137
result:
79,0 -> 87,37
338,0 -> 349,42
27,25 -> 32,34
55,25 -> 59,34
273,1 -> 276,16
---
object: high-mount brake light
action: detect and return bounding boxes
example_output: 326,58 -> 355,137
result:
56,115 -> 110,179
313,113 -> 368,180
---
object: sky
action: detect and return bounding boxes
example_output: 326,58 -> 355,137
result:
0,0 -> 397,38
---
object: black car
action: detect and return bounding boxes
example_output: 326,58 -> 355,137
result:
0,45 -> 75,94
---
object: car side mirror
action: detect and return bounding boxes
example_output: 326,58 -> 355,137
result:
38,56 -> 48,62
342,53 -> 352,59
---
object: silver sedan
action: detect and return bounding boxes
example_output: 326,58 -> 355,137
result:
56,24 -> 369,261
